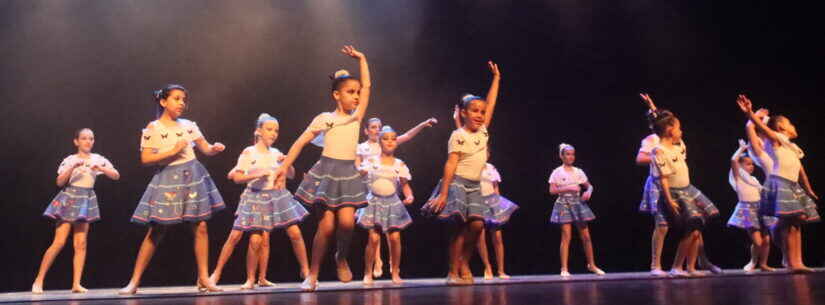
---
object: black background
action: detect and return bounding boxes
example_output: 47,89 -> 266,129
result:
1,0 -> 822,292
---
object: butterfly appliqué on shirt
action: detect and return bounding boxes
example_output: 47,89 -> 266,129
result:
474,140 -> 481,146
325,122 -> 334,128
187,129 -> 194,134
176,132 -> 183,138
457,139 -> 465,145
143,135 -> 151,140
161,133 -> 169,139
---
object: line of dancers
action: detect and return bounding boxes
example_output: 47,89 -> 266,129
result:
30,46 -> 819,295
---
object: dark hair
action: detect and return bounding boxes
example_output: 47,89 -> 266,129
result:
152,84 -> 188,118
767,115 -> 788,131
74,128 -> 92,139
646,109 -> 677,137
330,70 -> 359,92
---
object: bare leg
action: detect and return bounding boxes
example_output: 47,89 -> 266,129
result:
743,229 -> 759,272
696,234 -> 721,273
447,224 -> 464,284
242,232 -> 262,289
192,221 -> 220,292
670,232 -> 690,276
119,225 -> 167,295
459,220 -> 484,284
71,223 -> 90,293
334,207 -> 356,283
32,222 -> 71,294
257,231 -> 275,286
577,223 -> 604,275
210,230 -> 244,284
788,222 -> 812,271
476,229 -> 493,280
285,224 -> 310,279
491,229 -> 509,279
388,231 -> 403,284
559,224 -> 571,276
650,224 -> 668,274
363,228 -> 380,285
685,231 -> 702,275
302,209 -> 335,291
373,235 -> 384,278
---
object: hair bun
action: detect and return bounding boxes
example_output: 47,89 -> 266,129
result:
332,69 -> 351,80
380,125 -> 396,135
558,143 -> 574,154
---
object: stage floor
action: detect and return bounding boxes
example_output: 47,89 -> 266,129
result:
3,269 -> 823,304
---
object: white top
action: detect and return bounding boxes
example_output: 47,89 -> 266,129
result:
747,140 -> 775,176
232,146 -> 284,190
480,163 -> 502,196
357,141 -> 380,160
359,156 -> 411,197
765,133 -> 804,181
729,168 -> 762,202
140,119 -> 204,165
307,112 -> 359,160
448,126 -> 489,181
638,134 -> 660,154
548,165 -> 588,195
58,153 -> 113,188
651,143 -> 690,188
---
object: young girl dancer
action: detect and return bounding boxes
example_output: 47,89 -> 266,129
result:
476,159 -> 518,280
648,110 -> 719,277
272,46 -> 371,291
357,116 -> 436,278
120,84 -> 226,294
737,95 -> 819,272
209,113 -> 310,289
32,128 -> 120,294
636,93 -> 722,276
358,125 -> 414,285
548,143 -> 604,277
421,61 -> 501,285
727,139 -> 775,272
453,106 -> 518,280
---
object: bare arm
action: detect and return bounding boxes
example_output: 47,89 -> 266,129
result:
397,118 -> 437,145
737,95 -> 780,143
730,140 -> 748,182
549,183 -> 581,194
274,130 -> 319,189
343,46 -> 371,122
56,162 -> 81,187
581,181 -> 594,201
745,122 -> 766,158
231,169 -> 268,184
799,165 -> 819,200
453,105 -> 462,129
93,164 -> 120,180
140,140 -> 188,165
194,138 -> 225,157
401,179 -> 414,205
653,149 -> 680,215
640,93 -> 657,112
429,152 -> 460,213
636,151 -> 652,166
483,61 -> 501,128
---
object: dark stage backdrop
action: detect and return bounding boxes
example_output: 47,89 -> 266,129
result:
1,0 -> 822,292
